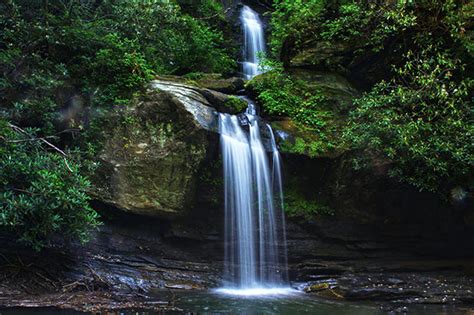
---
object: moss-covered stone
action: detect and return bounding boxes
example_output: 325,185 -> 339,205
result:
289,41 -> 352,70
288,69 -> 360,114
304,283 -> 331,292
222,96 -> 247,113
283,175 -> 336,219
248,68 -> 359,159
92,88 -> 210,218
271,118 -> 346,159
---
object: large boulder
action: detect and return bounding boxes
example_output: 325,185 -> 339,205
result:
156,74 -> 245,95
92,80 -> 219,218
153,78 -> 247,114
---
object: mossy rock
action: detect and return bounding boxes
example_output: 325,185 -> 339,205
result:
290,41 -> 352,70
92,89 -> 210,218
271,118 -> 347,159
288,68 -> 360,114
221,96 -> 247,114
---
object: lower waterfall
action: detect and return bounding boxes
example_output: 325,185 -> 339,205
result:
217,100 -> 290,295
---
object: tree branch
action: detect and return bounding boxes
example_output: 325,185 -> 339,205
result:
7,123 -> 73,172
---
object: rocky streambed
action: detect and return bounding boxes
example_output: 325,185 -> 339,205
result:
0,215 -> 474,312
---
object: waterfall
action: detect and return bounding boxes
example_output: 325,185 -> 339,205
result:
241,5 -> 266,80
267,124 -> 289,283
218,98 -> 289,295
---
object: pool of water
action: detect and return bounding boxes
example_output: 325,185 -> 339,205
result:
174,290 -> 376,314
1,290 -> 472,315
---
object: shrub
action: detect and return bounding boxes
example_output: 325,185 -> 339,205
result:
0,121 -> 100,250
345,48 -> 473,193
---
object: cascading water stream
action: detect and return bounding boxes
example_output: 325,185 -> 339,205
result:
218,99 -> 290,295
241,5 -> 266,79
216,5 -> 290,296
267,124 -> 289,284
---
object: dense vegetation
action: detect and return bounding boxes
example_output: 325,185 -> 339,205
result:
0,0 -> 235,249
253,0 -> 472,196
0,121 -> 100,250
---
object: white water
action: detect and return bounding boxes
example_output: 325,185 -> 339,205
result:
219,98 -> 289,296
241,5 -> 266,79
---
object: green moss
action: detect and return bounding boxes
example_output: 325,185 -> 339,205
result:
280,136 -> 335,158
284,188 -> 335,219
223,96 -> 247,113
183,72 -> 205,81
249,62 -> 349,157
283,179 -> 335,219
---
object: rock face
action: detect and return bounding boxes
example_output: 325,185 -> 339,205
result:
247,68 -> 359,159
288,68 -> 360,113
282,38 -> 401,90
93,80 -> 219,218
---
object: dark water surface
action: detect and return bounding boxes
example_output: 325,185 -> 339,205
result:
1,290 -> 472,314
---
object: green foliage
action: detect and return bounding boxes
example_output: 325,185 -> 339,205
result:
284,186 -> 335,219
319,2 -> 416,52
270,0 -> 326,56
0,0 -> 236,249
0,121 -> 100,251
249,60 -> 329,130
280,136 -> 334,158
270,0 -> 417,57
340,1 -> 473,194
110,0 -> 235,75
345,48 -> 473,193
0,0 -> 235,120
84,33 -> 154,105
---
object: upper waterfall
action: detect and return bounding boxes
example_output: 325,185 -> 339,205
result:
240,5 -> 266,80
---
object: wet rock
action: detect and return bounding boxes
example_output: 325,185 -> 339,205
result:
0,214 -> 223,309
343,287 -> 421,301
304,282 -> 330,292
283,37 -> 400,90
156,74 -> 245,95
289,41 -> 352,70
164,283 -> 200,290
